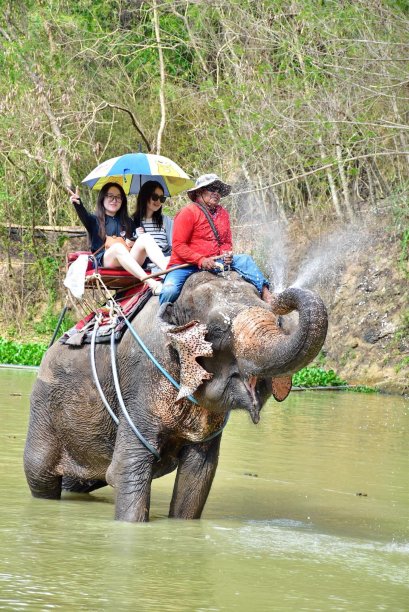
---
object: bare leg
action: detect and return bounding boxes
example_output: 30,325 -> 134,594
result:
102,243 -> 161,292
130,234 -> 168,270
261,285 -> 273,305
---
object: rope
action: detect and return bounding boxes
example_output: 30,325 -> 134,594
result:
122,315 -> 199,405
48,301 -> 68,347
202,411 -> 230,442
90,314 -> 119,425
109,320 -> 160,460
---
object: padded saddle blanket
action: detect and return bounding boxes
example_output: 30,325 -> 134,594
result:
61,284 -> 152,346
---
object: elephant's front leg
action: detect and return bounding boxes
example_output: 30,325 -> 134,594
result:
107,426 -> 156,522
169,435 -> 221,519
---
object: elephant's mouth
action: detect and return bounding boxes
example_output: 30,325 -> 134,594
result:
243,375 -> 261,424
219,372 -> 262,424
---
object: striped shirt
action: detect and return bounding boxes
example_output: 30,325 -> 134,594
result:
142,219 -> 169,253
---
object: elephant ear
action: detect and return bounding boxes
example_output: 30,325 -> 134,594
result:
167,321 -> 213,402
271,376 -> 292,402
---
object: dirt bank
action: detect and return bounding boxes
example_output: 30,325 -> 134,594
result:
305,224 -> 408,395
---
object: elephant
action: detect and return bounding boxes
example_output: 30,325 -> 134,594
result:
24,270 -> 328,522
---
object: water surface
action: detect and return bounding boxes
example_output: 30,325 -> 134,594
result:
0,368 -> 408,610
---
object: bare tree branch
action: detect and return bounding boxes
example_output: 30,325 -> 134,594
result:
233,151 -> 409,196
94,102 -> 151,152
152,0 -> 166,154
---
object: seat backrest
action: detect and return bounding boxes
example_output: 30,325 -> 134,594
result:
66,251 -> 93,272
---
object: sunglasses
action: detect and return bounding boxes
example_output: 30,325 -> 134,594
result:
151,193 -> 167,203
205,185 -> 221,193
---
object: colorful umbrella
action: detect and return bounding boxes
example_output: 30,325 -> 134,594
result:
82,153 -> 194,196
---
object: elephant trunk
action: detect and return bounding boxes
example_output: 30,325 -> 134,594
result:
232,287 -> 328,378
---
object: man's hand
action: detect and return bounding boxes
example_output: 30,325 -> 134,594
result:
68,186 -> 80,205
200,256 -> 218,271
223,250 -> 233,265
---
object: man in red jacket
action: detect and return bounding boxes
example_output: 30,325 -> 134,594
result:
159,174 -> 272,305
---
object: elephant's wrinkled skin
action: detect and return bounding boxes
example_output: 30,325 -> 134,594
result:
24,271 -> 328,522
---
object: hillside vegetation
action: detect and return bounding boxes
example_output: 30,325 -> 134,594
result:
0,1 -> 408,389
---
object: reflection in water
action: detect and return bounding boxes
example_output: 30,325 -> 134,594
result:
0,367 -> 408,611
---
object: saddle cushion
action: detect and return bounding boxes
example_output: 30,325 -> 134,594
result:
61,283 -> 152,346
67,251 -> 134,277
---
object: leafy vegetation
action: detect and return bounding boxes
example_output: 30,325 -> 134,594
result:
0,0 -> 407,231
0,338 -> 47,367
34,311 -> 76,336
293,366 -> 347,388
345,385 -> 378,394
395,356 -> 409,374
292,368 -> 378,392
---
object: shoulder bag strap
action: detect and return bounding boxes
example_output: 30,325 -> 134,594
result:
194,203 -> 222,246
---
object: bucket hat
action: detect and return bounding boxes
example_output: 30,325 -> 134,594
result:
187,173 -> 232,201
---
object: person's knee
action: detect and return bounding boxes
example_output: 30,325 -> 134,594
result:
109,243 -> 128,256
159,281 -> 179,305
137,233 -> 154,246
232,253 -> 251,265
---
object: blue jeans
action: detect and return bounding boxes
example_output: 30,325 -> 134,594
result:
159,254 -> 269,305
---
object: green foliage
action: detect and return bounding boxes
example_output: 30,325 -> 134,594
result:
399,229 -> 409,276
1,0 -> 407,231
34,311 -> 76,335
393,309 -> 409,345
401,309 -> 409,331
293,366 -> 347,387
395,356 -> 409,373
0,338 -> 47,366
384,0 -> 409,14
390,187 -> 409,275
293,367 -> 378,392
34,256 -> 61,306
315,350 -> 327,366
346,385 -> 378,394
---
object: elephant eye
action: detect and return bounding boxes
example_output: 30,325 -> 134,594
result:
207,323 -> 232,351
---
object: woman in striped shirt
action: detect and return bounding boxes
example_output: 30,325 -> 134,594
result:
132,181 -> 173,264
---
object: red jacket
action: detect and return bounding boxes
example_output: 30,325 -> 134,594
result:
169,203 -> 233,267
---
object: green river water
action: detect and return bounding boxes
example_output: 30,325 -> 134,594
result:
0,367 -> 408,611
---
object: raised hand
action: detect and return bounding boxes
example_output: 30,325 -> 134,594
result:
68,185 -> 80,205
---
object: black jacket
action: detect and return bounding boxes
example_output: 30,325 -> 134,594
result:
74,200 -> 136,253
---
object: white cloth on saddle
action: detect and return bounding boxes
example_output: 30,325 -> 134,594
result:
63,254 -> 89,298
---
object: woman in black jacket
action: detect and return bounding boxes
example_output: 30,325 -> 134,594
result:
69,182 -> 166,294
